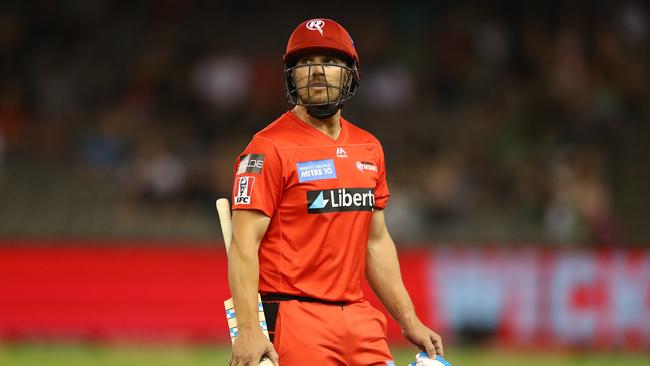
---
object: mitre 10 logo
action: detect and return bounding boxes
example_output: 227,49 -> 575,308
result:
307,188 -> 375,213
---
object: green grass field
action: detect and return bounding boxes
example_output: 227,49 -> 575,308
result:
0,343 -> 648,366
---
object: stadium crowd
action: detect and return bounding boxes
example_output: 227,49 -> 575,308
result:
1,1 -> 648,244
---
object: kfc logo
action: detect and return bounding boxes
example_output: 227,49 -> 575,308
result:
235,176 -> 255,204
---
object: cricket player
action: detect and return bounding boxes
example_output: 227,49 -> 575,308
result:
228,18 -> 443,366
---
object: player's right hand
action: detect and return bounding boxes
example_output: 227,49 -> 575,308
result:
229,327 -> 279,366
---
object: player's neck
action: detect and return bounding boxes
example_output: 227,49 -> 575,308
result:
292,106 -> 341,140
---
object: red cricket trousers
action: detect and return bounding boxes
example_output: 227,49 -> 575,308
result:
263,298 -> 394,366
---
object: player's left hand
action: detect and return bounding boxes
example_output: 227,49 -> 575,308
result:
401,316 -> 443,358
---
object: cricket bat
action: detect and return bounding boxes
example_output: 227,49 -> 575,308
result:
216,198 -> 274,366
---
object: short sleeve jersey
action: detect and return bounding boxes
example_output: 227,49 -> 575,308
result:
231,111 -> 389,303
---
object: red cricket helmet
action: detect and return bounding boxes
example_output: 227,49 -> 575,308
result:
284,18 -> 360,77
283,18 -> 360,118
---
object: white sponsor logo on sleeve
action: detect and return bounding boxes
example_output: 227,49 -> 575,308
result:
234,176 -> 255,204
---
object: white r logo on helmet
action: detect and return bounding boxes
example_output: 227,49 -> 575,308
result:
306,19 -> 325,36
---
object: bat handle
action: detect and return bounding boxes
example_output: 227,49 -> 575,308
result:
216,198 -> 232,255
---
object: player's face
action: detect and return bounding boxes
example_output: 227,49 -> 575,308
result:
292,54 -> 351,105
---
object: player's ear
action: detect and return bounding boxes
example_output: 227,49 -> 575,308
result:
290,69 -> 299,91
342,66 -> 351,88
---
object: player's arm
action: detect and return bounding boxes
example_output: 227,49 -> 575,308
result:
228,209 -> 278,365
366,209 -> 444,357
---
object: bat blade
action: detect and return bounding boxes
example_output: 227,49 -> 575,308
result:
217,198 -> 274,366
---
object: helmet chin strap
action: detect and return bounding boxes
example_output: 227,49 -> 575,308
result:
305,103 -> 341,119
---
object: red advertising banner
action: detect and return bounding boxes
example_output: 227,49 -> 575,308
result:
426,247 -> 650,348
0,240 -> 648,348
0,240 -> 230,341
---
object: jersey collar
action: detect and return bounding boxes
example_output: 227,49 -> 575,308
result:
285,110 -> 348,144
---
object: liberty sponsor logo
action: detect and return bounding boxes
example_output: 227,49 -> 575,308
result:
237,154 -> 265,174
307,188 -> 375,213
235,176 -> 255,204
296,159 -> 337,183
336,147 -> 348,158
356,161 -> 378,173
306,19 -> 325,36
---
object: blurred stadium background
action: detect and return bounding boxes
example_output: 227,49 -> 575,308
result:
1,0 -> 649,365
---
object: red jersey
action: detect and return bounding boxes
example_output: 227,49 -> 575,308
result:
231,111 -> 389,303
